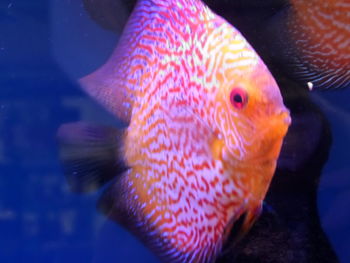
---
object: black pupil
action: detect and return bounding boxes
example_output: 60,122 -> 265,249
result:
233,94 -> 243,103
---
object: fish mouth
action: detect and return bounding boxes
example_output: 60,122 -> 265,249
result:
265,108 -> 291,136
281,109 -> 292,126
277,109 -> 292,133
244,108 -> 291,163
251,108 -> 291,142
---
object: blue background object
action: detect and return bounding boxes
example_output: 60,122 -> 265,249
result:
0,0 -> 157,262
0,0 -> 349,262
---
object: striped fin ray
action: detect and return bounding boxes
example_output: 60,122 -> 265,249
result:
262,0 -> 350,89
57,122 -> 128,192
286,56 -> 350,90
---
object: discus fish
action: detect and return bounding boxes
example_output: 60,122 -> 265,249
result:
265,0 -> 350,89
58,0 -> 290,262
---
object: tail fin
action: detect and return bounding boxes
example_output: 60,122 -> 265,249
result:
57,122 -> 129,193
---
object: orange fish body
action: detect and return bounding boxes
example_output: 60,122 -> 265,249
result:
59,0 -> 290,262
265,0 -> 350,89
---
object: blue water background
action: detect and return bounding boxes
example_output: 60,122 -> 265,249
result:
0,0 -> 349,262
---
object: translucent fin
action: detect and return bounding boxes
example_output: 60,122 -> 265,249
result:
222,203 -> 262,254
57,122 -> 129,193
239,204 -> 263,239
96,175 -> 136,227
79,62 -> 132,125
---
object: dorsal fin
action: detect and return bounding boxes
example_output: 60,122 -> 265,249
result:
78,0 -> 145,124
79,54 -> 132,125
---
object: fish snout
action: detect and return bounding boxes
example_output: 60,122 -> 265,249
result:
276,108 -> 291,126
248,107 -> 291,162
258,106 -> 291,140
271,107 -> 291,137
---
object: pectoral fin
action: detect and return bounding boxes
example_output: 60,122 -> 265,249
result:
222,203 -> 263,254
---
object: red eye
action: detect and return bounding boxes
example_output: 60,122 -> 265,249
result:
230,88 -> 248,109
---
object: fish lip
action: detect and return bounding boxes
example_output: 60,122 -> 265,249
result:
258,107 -> 291,136
279,108 -> 292,126
267,107 -> 292,135
284,115 -> 292,125
242,108 -> 291,163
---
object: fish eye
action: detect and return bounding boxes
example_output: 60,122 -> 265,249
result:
230,88 -> 248,109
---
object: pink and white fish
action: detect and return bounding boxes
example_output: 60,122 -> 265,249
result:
58,0 -> 291,262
